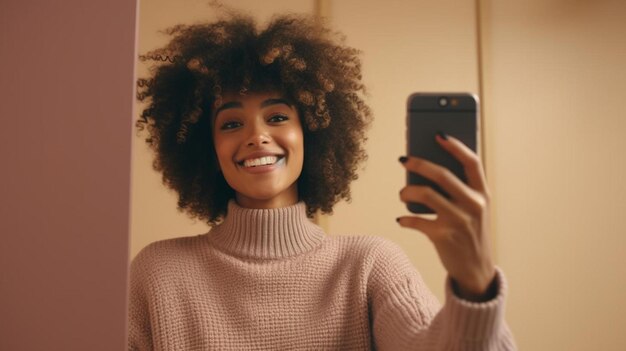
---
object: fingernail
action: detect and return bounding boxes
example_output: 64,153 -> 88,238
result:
436,131 -> 448,140
398,156 -> 408,163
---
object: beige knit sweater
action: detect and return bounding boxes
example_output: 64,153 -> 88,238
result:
128,201 -> 516,350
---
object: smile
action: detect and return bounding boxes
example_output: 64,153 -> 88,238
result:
239,155 -> 284,168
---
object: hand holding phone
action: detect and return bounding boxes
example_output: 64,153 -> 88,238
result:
399,94 -> 496,301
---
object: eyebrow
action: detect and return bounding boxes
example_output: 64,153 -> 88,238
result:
213,101 -> 242,117
261,98 -> 293,109
213,98 -> 294,117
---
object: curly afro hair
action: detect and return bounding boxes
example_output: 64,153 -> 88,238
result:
136,13 -> 372,225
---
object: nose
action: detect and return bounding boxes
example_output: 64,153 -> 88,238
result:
245,119 -> 271,147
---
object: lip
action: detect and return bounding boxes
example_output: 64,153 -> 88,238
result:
235,150 -> 285,173
235,151 -> 284,165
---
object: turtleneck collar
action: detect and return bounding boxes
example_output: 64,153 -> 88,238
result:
207,200 -> 326,259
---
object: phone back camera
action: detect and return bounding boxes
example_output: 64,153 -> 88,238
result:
438,97 -> 448,107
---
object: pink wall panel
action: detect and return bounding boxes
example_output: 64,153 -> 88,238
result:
0,1 -> 136,350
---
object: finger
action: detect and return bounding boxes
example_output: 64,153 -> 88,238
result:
396,215 -> 438,239
400,185 -> 464,218
436,133 -> 488,193
400,156 -> 480,208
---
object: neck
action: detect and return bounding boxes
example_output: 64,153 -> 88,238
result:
234,184 -> 299,210
207,200 -> 326,259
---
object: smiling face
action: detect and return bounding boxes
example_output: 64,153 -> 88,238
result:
212,91 -> 304,209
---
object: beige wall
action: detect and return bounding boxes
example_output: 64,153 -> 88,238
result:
0,0 -> 135,349
482,0 -> 626,349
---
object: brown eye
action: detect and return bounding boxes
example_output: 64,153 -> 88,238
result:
268,114 -> 288,123
220,121 -> 242,130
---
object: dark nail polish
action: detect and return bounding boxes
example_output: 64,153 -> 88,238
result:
396,217 -> 401,223
399,156 -> 408,163
436,131 -> 448,140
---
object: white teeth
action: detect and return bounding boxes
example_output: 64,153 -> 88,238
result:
243,156 -> 279,168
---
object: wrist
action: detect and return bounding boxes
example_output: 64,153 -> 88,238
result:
451,270 -> 498,302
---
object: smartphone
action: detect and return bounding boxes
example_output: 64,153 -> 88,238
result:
406,93 -> 479,213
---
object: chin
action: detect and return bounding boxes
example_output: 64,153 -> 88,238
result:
235,184 -> 298,208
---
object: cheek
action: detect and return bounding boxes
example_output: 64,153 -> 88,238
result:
285,128 -> 304,157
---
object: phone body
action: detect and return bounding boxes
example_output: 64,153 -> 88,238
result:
406,92 -> 479,213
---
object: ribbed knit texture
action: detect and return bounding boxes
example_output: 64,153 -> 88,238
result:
128,201 -> 516,350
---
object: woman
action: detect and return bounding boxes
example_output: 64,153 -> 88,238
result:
129,12 -> 516,350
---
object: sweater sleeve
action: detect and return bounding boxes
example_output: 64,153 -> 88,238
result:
368,239 -> 517,350
127,248 -> 154,351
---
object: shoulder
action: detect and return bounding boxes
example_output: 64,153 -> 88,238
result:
129,234 -> 206,283
334,235 -> 430,301
137,233 -> 203,254
323,234 -> 401,259
328,235 -> 434,304
327,233 -> 400,251
332,234 -> 410,260
132,234 -> 203,262
325,234 -> 414,275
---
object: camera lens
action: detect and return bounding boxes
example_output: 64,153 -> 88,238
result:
438,97 -> 448,107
